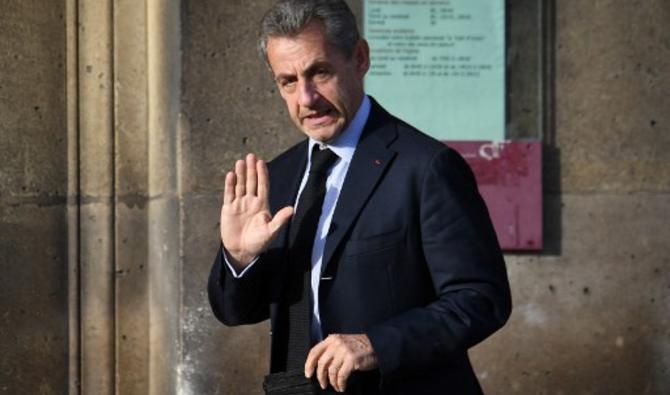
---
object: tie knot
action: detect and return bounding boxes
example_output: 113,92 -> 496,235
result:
309,146 -> 338,175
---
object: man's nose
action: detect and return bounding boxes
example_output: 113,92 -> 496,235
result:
297,80 -> 319,107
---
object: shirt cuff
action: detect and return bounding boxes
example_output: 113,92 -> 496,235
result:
222,248 -> 259,278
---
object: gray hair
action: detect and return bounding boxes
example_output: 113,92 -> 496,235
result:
258,0 -> 360,63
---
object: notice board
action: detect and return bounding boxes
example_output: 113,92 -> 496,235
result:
364,0 -> 505,141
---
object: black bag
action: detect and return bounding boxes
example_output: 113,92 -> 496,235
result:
263,370 -> 318,395
263,369 -> 376,394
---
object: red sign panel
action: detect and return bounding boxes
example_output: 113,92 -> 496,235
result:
448,141 -> 543,251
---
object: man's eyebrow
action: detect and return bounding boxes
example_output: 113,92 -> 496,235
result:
273,72 -> 295,82
273,60 -> 331,82
304,60 -> 331,73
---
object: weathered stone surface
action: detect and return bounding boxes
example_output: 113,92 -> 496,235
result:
0,205 -> 69,395
77,1 -> 116,393
115,204 -> 150,394
555,1 -> 670,193
180,0 -> 301,196
507,0 -> 543,140
180,193 -> 270,395
113,1 -> 150,391
0,1 -> 69,394
145,2 -> 184,394
0,2 -> 67,199
471,193 -> 670,394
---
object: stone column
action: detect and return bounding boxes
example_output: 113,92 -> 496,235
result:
66,0 -> 183,393
147,0 -> 183,394
114,0 -> 150,393
77,0 -> 116,393
66,0 -> 81,393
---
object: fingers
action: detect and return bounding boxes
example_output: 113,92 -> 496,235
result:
305,335 -> 352,392
316,348 -> 336,389
305,339 -> 327,379
269,206 -> 294,235
231,154 -> 264,200
234,159 -> 246,198
305,334 -> 378,392
246,154 -> 257,196
328,354 -> 345,392
336,358 -> 354,392
223,171 -> 235,205
256,159 -> 269,200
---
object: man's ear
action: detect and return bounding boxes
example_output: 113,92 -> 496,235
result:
354,39 -> 370,76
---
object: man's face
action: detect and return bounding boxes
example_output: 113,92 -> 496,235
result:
266,22 -> 370,143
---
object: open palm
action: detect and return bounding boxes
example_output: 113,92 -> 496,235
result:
220,154 -> 293,269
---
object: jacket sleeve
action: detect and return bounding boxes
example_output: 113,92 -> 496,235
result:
366,147 -> 512,379
207,246 -> 273,326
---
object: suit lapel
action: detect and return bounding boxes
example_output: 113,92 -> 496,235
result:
321,100 -> 398,275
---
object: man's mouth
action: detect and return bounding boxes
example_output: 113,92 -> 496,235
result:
301,108 -> 336,125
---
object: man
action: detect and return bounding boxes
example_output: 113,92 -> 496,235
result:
208,0 -> 511,393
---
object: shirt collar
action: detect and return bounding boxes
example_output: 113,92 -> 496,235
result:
307,95 -> 371,165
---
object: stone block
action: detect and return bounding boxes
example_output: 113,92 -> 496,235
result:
471,193 -> 670,394
555,1 -> 670,193
0,204 -> 69,395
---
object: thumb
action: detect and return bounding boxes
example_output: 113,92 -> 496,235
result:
269,206 -> 294,234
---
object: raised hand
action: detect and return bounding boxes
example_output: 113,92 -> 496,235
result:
220,153 -> 294,270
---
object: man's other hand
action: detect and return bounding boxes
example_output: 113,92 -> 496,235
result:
220,153 -> 293,270
305,333 -> 378,392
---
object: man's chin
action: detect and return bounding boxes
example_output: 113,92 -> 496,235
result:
301,125 -> 343,143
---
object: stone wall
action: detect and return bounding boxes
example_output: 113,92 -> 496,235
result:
469,1 -> 670,394
0,2 -> 70,394
1,0 -> 668,394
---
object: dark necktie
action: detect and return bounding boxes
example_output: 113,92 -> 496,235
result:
285,145 -> 339,371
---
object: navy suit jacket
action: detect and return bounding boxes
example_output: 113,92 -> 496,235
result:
208,98 -> 512,394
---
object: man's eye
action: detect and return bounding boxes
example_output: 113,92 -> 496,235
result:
279,80 -> 296,90
312,68 -> 332,81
